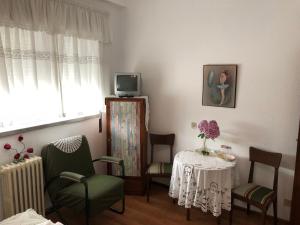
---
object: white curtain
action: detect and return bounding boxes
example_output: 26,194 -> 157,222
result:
0,27 -> 61,128
0,0 -> 108,130
0,0 -> 111,43
0,26 -> 103,129
56,35 -> 103,117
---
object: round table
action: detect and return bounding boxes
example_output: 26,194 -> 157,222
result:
169,150 -> 237,217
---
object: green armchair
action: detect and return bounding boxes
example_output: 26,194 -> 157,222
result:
41,135 -> 125,225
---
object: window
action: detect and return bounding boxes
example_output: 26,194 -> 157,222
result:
0,26 -> 103,131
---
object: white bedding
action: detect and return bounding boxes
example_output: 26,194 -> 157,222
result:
0,209 -> 63,225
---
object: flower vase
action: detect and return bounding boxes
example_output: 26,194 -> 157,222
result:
201,137 -> 210,155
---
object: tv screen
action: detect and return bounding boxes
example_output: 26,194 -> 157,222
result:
117,75 -> 138,91
114,72 -> 141,97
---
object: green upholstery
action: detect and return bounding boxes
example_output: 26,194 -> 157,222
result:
233,183 -> 274,205
41,135 -> 125,224
42,136 -> 95,200
56,175 -> 124,214
147,162 -> 172,175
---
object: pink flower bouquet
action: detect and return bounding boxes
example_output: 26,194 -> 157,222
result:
198,120 -> 220,155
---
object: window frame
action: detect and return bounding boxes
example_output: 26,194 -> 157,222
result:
0,113 -> 100,138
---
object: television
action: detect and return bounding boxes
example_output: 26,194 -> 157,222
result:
114,72 -> 141,97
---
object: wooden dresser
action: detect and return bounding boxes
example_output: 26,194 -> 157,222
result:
290,121 -> 300,225
105,97 -> 147,195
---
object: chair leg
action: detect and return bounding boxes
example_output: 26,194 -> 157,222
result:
247,204 -> 250,215
146,174 -> 150,202
110,197 -> 126,214
85,203 -> 90,225
229,197 -> 234,225
261,209 -> 267,225
273,198 -> 277,225
149,177 -> 152,189
217,215 -> 221,225
172,198 -> 176,204
122,196 -> 126,214
85,212 -> 89,225
186,208 -> 190,221
52,205 -> 68,225
56,209 -> 68,225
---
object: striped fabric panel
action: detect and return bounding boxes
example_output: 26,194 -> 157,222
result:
244,185 -> 261,198
233,183 -> 274,205
247,186 -> 274,205
147,162 -> 172,175
233,183 -> 257,197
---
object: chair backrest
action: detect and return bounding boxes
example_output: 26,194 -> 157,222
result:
248,146 -> 282,192
150,133 -> 175,163
41,135 -> 95,201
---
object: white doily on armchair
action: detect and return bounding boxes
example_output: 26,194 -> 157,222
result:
52,135 -> 83,153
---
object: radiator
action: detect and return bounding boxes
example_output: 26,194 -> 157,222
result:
0,156 -> 45,219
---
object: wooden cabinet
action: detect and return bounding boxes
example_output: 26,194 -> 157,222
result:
105,97 -> 147,195
290,121 -> 300,225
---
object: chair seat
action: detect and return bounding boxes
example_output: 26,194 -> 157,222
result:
147,162 -> 172,175
55,174 -> 124,214
233,183 -> 275,205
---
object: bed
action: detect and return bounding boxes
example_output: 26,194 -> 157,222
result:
0,209 -> 63,225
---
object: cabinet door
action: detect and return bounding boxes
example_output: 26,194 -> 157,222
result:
109,101 -> 141,176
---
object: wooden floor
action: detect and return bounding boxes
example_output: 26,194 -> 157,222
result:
47,184 -> 287,225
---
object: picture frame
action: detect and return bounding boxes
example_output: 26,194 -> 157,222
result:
202,64 -> 237,108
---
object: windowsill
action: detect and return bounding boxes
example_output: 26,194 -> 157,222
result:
0,114 -> 100,138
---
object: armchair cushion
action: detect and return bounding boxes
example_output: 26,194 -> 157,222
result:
55,174 -> 124,215
233,183 -> 274,205
147,162 -> 172,175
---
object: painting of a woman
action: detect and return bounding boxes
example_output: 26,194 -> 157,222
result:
217,71 -> 230,106
202,65 -> 237,108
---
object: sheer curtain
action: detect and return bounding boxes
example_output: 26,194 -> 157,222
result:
0,0 -> 109,131
0,26 -> 103,130
56,35 -> 103,117
0,27 -> 62,128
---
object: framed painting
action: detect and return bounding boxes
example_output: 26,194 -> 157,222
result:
202,64 -> 237,108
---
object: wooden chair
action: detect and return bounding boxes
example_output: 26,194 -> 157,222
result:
146,133 -> 175,202
229,147 -> 282,225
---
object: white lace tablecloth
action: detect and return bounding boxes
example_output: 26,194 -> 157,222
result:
169,150 -> 238,217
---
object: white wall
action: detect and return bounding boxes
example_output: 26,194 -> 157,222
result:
0,0 -> 126,220
120,0 -> 300,220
